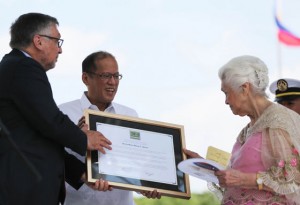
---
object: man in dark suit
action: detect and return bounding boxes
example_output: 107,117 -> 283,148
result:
0,13 -> 112,205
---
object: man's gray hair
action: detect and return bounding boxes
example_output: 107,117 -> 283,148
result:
10,13 -> 59,49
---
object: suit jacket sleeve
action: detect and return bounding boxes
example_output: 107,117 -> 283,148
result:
64,151 -> 85,189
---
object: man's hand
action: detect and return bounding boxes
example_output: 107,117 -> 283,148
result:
85,130 -> 112,153
78,116 -> 112,153
77,116 -> 85,129
81,173 -> 113,191
141,189 -> 162,199
183,148 -> 202,159
86,179 -> 113,192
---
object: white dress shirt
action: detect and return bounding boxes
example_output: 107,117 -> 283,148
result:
59,92 -> 137,205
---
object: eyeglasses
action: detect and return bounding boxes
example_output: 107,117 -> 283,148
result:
38,34 -> 64,48
87,72 -> 123,80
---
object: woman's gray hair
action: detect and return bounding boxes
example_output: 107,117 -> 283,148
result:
218,55 -> 269,96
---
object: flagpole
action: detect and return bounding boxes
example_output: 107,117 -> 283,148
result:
277,41 -> 282,78
276,0 -> 282,78
275,0 -> 300,78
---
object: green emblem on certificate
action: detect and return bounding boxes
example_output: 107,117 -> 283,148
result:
130,130 -> 140,140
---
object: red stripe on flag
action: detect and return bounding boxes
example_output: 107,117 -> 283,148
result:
278,30 -> 300,46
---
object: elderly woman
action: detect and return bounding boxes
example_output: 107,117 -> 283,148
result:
185,55 -> 300,204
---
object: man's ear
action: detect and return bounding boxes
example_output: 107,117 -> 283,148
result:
33,35 -> 43,50
82,73 -> 89,85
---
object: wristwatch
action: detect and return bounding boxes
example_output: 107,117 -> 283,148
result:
256,173 -> 263,190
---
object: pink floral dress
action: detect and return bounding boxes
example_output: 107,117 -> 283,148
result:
222,132 -> 288,204
220,104 -> 300,205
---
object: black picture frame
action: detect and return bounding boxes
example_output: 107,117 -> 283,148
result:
85,109 -> 190,199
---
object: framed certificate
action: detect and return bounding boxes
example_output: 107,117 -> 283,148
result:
84,109 -> 190,199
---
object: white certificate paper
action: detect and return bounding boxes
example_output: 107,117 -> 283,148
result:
96,122 -> 177,185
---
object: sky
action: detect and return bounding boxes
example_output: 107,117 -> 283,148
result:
1,0 -> 300,195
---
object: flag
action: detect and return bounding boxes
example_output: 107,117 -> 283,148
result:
275,1 -> 300,46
